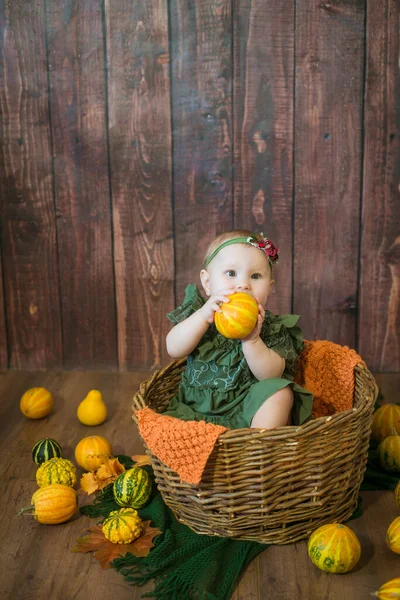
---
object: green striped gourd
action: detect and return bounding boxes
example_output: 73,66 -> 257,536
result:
36,457 -> 77,488
113,467 -> 152,509
372,578 -> 400,599
102,508 -> 143,544
32,438 -> 62,466
307,523 -> 361,573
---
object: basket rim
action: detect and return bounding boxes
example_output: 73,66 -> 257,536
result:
132,359 -> 378,442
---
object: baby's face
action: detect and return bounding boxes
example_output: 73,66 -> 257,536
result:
201,244 -> 274,307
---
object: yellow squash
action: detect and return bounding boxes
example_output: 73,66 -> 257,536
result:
77,390 -> 107,426
308,523 -> 361,573
372,578 -> 400,599
214,292 -> 258,339
371,404 -> 400,442
386,516 -> 400,554
19,484 -> 77,524
20,387 -> 54,419
378,436 -> 400,472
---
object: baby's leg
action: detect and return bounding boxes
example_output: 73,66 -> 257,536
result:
250,386 -> 294,429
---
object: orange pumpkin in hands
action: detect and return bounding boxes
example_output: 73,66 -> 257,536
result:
214,292 -> 258,339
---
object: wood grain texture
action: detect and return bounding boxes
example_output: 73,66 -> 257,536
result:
293,0 -> 365,346
0,257 -> 7,368
170,0 -> 233,302
233,0 -> 295,314
0,0 -> 62,369
106,0 -> 174,369
46,0 -> 117,370
359,0 -> 400,371
0,370 -> 399,599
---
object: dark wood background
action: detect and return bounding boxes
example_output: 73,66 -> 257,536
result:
0,0 -> 399,372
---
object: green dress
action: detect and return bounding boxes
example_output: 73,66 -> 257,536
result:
165,284 -> 314,429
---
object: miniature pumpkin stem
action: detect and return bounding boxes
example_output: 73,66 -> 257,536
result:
18,505 -> 34,516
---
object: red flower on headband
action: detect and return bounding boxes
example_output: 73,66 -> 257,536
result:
247,233 -> 279,265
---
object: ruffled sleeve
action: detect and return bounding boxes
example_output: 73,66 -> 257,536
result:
261,312 -> 305,378
166,284 -> 206,325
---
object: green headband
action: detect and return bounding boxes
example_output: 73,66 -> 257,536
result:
205,237 -> 249,267
205,233 -> 279,268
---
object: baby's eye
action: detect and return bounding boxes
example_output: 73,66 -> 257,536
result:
226,270 -> 236,277
251,273 -> 262,279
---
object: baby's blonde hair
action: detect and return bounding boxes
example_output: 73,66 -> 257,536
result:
203,229 -> 274,276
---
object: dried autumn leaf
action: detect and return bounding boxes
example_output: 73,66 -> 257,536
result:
96,457 -> 125,481
131,454 -> 152,468
80,457 -> 126,495
80,472 -> 98,495
71,522 -> 162,569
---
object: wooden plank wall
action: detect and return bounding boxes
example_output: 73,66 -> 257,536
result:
0,0 -> 399,372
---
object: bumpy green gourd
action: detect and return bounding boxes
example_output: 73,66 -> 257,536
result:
102,508 -> 143,544
36,457 -> 77,488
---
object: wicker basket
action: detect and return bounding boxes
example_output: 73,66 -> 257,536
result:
132,352 -> 378,544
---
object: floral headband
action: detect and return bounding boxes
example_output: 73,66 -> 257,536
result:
205,232 -> 279,268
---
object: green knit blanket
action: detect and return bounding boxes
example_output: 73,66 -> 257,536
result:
80,445 -> 398,600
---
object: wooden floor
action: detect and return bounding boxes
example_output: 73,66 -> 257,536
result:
0,370 -> 399,600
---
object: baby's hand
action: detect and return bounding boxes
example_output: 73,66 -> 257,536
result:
241,299 -> 265,343
198,289 -> 233,324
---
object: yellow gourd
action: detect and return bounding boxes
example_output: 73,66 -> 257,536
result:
372,578 -> 400,599
102,508 -> 143,544
77,390 -> 107,426
371,404 -> 400,442
36,457 -> 77,488
214,292 -> 258,339
307,523 -> 361,573
20,387 -> 54,419
19,484 -> 77,524
386,516 -> 400,554
74,435 -> 112,470
378,436 -> 400,472
395,480 -> 400,509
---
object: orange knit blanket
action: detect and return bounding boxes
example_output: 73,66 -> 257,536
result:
136,340 -> 365,485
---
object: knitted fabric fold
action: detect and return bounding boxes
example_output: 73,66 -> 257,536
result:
294,340 -> 366,418
136,407 -> 228,485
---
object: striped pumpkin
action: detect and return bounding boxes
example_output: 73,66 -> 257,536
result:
378,436 -> 400,472
74,435 -> 112,470
20,484 -> 77,525
36,457 -> 77,488
386,516 -> 400,554
113,467 -> 152,509
214,292 -> 258,339
32,438 -> 62,466
308,523 -> 361,573
372,578 -> 400,599
102,508 -> 143,544
371,404 -> 400,442
20,387 -> 54,419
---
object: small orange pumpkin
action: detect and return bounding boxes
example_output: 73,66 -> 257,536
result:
214,292 -> 258,339
20,387 -> 54,419
74,435 -> 112,470
371,404 -> 400,442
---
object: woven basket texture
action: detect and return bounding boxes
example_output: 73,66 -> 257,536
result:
132,344 -> 378,544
